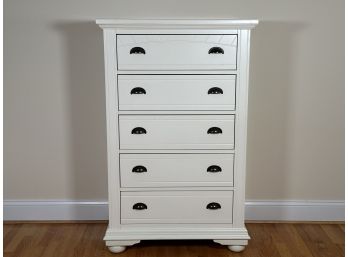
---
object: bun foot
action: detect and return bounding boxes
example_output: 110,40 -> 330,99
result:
228,245 -> 245,252
108,246 -> 126,253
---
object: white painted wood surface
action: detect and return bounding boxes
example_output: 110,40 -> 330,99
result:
118,75 -> 236,111
117,35 -> 237,70
121,191 -> 233,224
232,29 -> 250,229
119,115 -> 235,149
102,29 -> 120,230
97,19 -> 258,253
96,19 -> 258,29
120,154 -> 234,187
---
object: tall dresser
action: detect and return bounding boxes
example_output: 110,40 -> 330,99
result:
96,19 -> 258,253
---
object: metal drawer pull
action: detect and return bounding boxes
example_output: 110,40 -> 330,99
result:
207,127 -> 223,134
207,165 -> 222,173
206,202 -> 221,210
132,165 -> 147,173
208,47 -> 224,54
130,47 -> 145,54
133,203 -> 147,210
208,87 -> 223,94
130,87 -> 146,95
131,127 -> 147,134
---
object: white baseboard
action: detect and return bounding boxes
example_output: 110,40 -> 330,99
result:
4,201 -> 108,221
3,200 -> 344,222
245,200 -> 344,221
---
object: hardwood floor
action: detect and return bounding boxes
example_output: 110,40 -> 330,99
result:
4,222 -> 344,257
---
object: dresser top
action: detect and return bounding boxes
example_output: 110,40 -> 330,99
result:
96,19 -> 258,29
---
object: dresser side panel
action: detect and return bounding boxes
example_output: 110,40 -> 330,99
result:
233,29 -> 251,227
103,29 -> 120,229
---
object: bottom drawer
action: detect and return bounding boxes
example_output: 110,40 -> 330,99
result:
121,191 -> 233,224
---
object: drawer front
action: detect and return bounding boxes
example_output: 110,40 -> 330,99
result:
118,75 -> 236,111
117,35 -> 238,70
121,191 -> 233,224
119,115 -> 235,149
120,154 -> 234,187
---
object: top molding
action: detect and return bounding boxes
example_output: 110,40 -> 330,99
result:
96,19 -> 259,30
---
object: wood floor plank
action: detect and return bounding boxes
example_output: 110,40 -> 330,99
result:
295,224 -> 344,257
242,224 -> 263,257
268,224 -> 296,257
280,223 -> 314,257
10,235 -> 33,257
3,224 -> 22,251
48,224 -> 82,257
320,224 -> 345,244
320,224 -> 345,256
339,223 -> 345,232
249,223 -> 283,257
60,223 -> 88,257
19,224 -> 49,257
3,223 -> 345,257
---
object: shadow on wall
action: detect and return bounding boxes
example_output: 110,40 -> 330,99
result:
246,21 -> 306,201
53,21 -> 108,200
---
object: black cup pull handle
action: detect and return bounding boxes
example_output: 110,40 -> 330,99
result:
207,127 -> 222,134
208,87 -> 223,95
131,87 -> 146,95
207,165 -> 222,173
132,166 -> 147,173
208,47 -> 224,54
131,127 -> 147,134
207,202 -> 221,210
130,47 -> 145,54
133,203 -> 147,210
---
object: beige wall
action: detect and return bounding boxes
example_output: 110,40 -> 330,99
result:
4,0 -> 344,201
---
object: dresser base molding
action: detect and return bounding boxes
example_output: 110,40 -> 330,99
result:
104,227 -> 250,240
104,227 -> 249,252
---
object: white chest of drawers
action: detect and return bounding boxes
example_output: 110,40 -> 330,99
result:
97,19 -> 258,253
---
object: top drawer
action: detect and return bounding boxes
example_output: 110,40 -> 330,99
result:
117,35 -> 238,71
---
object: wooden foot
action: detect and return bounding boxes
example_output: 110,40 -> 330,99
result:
106,240 -> 140,253
228,245 -> 245,252
108,246 -> 126,253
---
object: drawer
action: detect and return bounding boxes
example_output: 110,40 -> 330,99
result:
120,154 -> 234,187
121,191 -> 233,224
119,115 -> 235,149
118,75 -> 236,111
117,35 -> 238,70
